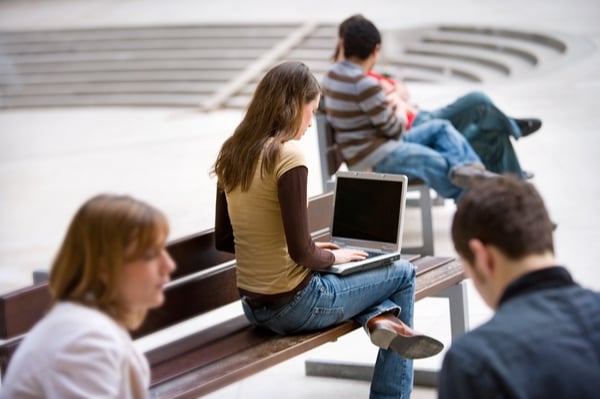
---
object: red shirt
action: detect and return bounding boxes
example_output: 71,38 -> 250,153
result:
367,71 -> 415,129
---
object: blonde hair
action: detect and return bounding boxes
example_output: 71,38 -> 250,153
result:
49,194 -> 169,330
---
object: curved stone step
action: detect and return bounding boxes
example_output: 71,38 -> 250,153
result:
415,39 -> 540,66
381,24 -> 572,83
437,25 -> 567,53
383,52 -> 507,83
420,33 -> 547,65
403,47 -> 513,76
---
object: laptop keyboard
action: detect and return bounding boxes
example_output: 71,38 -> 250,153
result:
365,250 -> 384,258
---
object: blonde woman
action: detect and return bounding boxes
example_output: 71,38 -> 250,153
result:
0,194 -> 176,399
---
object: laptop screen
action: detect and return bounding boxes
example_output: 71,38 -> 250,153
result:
331,174 -> 404,244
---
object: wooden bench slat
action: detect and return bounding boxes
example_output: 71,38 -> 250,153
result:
0,284 -> 51,339
133,265 -> 239,338
165,229 -> 235,280
150,321 -> 359,399
414,255 -> 454,276
146,315 -> 250,367
149,315 -> 266,385
416,260 -> 464,300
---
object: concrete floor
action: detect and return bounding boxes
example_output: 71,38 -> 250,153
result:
1,0 -> 600,398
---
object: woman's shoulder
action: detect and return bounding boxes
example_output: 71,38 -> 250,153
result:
280,141 -> 306,162
2,302 -> 146,399
280,140 -> 304,157
5,302 -> 129,385
277,141 -> 307,175
34,302 -> 128,346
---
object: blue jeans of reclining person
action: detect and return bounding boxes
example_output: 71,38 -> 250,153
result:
373,119 -> 482,201
413,91 -> 525,178
241,259 -> 417,399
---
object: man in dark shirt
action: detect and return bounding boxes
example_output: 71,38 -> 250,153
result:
439,177 -> 600,399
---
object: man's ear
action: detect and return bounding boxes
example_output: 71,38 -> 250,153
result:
468,238 -> 494,278
336,38 -> 344,59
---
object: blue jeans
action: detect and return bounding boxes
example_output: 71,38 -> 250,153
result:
241,259 -> 417,399
373,119 -> 481,201
413,91 -> 525,177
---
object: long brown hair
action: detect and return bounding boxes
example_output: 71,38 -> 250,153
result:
49,194 -> 169,330
212,61 -> 320,192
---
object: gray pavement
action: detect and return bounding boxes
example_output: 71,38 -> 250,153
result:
1,0 -> 600,398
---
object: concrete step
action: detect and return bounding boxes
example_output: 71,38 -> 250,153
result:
0,25 -> 301,43
0,22 -> 583,109
436,25 -> 567,53
5,48 -> 273,64
0,81 -> 223,96
0,59 -> 255,74
381,24 -> 571,83
382,52 -> 507,83
419,31 -> 561,65
0,93 -> 208,108
0,70 -> 239,85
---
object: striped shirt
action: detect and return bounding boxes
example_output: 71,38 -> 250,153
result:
322,60 -> 406,171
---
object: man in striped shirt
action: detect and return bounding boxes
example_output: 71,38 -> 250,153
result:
322,17 -> 500,201
330,14 -> 541,180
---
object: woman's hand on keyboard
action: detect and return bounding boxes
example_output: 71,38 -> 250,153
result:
331,248 -> 369,264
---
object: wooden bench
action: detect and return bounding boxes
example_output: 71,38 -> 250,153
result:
315,110 -> 437,255
0,192 -> 466,397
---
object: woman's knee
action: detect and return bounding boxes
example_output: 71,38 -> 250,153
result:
389,260 -> 416,284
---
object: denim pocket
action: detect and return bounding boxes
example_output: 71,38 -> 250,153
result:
288,305 -> 345,334
257,277 -> 344,334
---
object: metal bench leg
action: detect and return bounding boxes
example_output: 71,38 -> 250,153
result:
433,280 -> 469,341
413,280 -> 470,386
32,269 -> 50,284
305,280 -> 469,387
404,184 -> 434,256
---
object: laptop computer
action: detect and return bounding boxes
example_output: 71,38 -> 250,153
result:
323,170 -> 408,275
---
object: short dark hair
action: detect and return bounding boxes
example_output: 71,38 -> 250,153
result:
343,17 -> 381,60
451,177 -> 554,263
332,14 -> 365,61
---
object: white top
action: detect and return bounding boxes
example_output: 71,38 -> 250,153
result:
0,301 -> 150,399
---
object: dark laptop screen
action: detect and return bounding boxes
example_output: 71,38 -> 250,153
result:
331,175 -> 403,244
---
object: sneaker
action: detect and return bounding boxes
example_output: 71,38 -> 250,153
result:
514,118 -> 542,137
522,169 -> 535,180
451,164 -> 500,189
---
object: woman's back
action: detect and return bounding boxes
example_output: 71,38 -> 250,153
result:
227,140 -> 308,294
